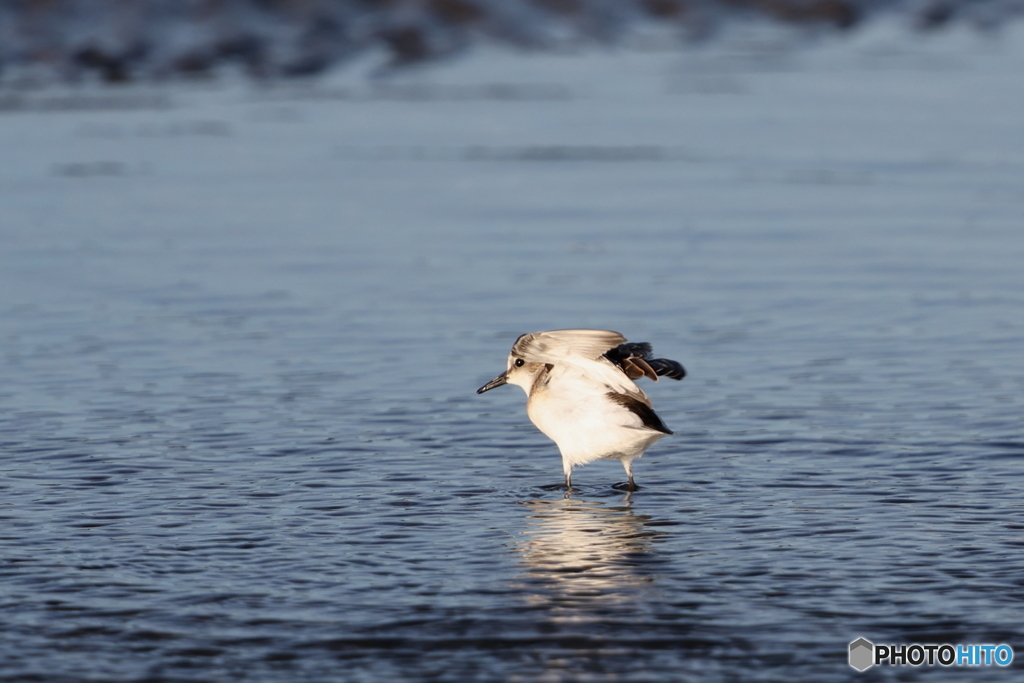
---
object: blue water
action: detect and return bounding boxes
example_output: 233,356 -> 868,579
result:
3,35 -> 1024,681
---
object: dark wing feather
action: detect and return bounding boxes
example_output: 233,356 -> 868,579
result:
619,360 -> 646,380
626,357 -> 659,381
604,342 -> 652,363
603,343 -> 686,381
606,392 -> 673,434
646,358 -> 686,380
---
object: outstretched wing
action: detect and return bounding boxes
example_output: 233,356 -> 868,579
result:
603,342 -> 687,382
511,329 -> 626,363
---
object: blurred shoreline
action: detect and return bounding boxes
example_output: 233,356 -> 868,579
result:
2,0 -> 1023,87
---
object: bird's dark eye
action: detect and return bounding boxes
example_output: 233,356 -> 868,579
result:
514,358 -> 525,367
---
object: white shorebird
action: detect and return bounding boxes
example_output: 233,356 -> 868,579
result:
477,329 -> 685,490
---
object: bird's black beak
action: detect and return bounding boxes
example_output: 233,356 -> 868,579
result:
477,371 -> 508,394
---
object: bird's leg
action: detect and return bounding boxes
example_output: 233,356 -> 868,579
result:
623,460 -> 637,491
564,471 -> 572,490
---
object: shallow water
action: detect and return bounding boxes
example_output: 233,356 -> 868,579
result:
2,23 -> 1024,682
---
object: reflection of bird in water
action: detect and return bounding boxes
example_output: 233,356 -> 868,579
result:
514,497 -> 667,618
477,329 -> 686,490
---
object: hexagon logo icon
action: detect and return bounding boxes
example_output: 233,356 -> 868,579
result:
849,638 -> 874,671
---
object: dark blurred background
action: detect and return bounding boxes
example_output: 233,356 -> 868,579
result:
2,0 -> 1022,85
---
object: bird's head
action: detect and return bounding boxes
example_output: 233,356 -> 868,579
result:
477,351 -> 549,395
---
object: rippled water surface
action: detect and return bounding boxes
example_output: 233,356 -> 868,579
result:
3,24 -> 1024,682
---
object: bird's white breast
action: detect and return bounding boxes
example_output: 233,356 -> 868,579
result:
525,363 -> 665,467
